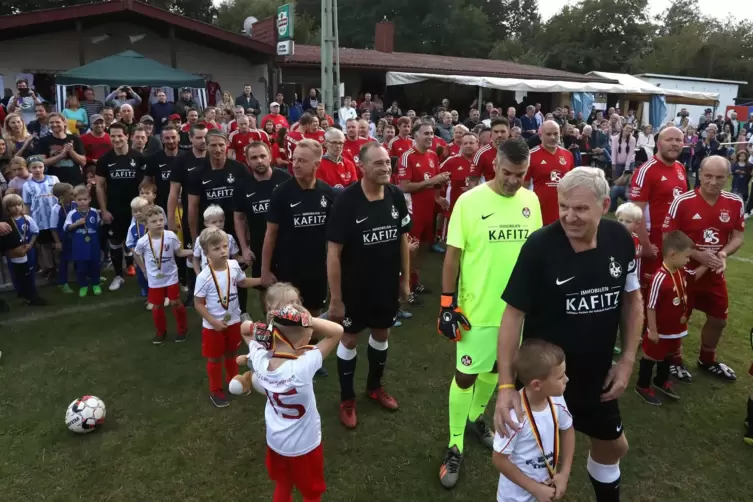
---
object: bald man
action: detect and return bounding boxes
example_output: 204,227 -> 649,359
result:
526,120 -> 574,225
663,156 -> 744,382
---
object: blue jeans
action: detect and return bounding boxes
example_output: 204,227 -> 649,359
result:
610,185 -> 628,212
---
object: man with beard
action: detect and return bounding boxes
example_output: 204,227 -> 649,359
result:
318,128 -> 359,189
34,113 -> 86,185
437,139 -> 542,489
471,118 -> 510,182
145,125 -> 180,211
398,119 -> 450,303
527,121 -> 575,226
663,156 -> 745,382
118,104 -> 138,137
261,139 -> 334,317
389,117 -> 414,159
439,132 -> 479,216
343,118 -> 369,164
233,141 -> 291,311
96,122 -> 149,290
285,114 -> 325,159
496,167 -> 642,502
327,143 -> 412,429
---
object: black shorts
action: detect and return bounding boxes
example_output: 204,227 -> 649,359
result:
565,394 -> 623,441
36,229 -> 55,245
277,274 -> 327,311
106,211 -> 131,244
342,298 -> 399,334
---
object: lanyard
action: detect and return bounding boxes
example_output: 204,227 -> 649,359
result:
522,390 -> 559,480
148,231 -> 164,270
270,326 -> 315,360
209,264 -> 230,310
662,262 -> 687,323
77,209 -> 89,239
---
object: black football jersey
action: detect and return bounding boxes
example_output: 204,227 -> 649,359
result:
95,149 -> 146,214
233,168 -> 291,255
145,149 -> 179,211
186,159 -> 248,235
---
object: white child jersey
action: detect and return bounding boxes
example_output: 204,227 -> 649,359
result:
134,230 -> 181,288
193,259 -> 245,329
193,234 -> 239,270
493,394 -> 573,502
248,340 -> 323,456
22,175 -> 60,230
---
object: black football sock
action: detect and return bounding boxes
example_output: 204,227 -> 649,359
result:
588,475 -> 621,502
366,335 -> 388,392
654,358 -> 671,386
747,398 -> 753,435
237,287 -> 248,315
587,455 -> 621,502
124,251 -> 134,267
336,343 -> 357,401
110,245 -> 124,277
636,358 -> 654,389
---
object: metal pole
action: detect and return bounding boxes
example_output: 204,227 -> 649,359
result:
333,0 -> 341,111
320,0 -> 326,114
477,86 -> 483,112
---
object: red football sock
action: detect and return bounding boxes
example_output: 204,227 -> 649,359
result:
152,307 -> 167,334
272,482 -> 293,502
699,346 -> 716,365
224,356 -> 238,383
206,360 -> 223,393
173,304 -> 187,333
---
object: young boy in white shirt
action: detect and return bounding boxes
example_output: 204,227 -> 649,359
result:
493,339 -> 574,502
134,205 -> 193,345
193,226 -> 260,408
241,304 -> 343,502
192,204 -> 240,272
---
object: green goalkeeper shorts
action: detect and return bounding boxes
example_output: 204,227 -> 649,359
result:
455,326 -> 498,375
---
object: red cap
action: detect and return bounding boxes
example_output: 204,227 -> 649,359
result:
168,114 -> 181,121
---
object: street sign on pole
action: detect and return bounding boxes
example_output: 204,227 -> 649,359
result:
277,40 -> 295,56
277,3 -> 294,41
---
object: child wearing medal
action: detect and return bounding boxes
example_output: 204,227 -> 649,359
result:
240,304 -> 343,501
50,183 -> 75,293
636,230 -> 704,405
194,226 -> 261,408
493,339 -> 574,502
2,193 -> 45,305
127,196 -> 151,299
64,185 -> 103,297
192,205 -> 241,273
134,205 -> 193,345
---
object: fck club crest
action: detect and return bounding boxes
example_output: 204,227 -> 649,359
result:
391,205 -> 399,220
609,257 -> 622,278
320,195 -> 328,208
558,156 -> 567,166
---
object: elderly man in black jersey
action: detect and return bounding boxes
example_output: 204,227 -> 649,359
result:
327,143 -> 411,429
495,167 -> 643,502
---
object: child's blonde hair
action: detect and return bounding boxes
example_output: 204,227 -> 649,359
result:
2,193 -> 24,212
265,283 -> 303,327
615,202 -> 642,223
130,196 -> 149,211
53,182 -> 73,199
198,226 -> 228,253
72,185 -> 90,199
143,205 -> 164,221
10,156 -> 26,170
203,204 -> 225,222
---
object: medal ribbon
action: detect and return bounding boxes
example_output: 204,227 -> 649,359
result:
662,262 -> 687,320
271,326 -> 316,360
209,264 -> 230,311
148,231 -> 164,271
78,209 -> 89,240
522,390 -> 559,479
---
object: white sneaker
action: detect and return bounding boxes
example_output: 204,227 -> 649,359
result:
109,276 -> 125,291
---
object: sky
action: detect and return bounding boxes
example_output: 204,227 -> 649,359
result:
537,0 -> 753,22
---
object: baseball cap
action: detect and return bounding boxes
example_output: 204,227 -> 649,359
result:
168,113 -> 181,121
270,102 -> 280,108
90,114 -> 104,123
140,115 -> 154,124
181,87 -> 191,93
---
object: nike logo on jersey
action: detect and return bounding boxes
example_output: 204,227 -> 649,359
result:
202,180 -> 211,185
246,192 -> 256,198
290,201 -> 302,207
482,213 -> 494,220
693,213 -> 702,219
356,217 -> 368,223
108,163 -> 116,167
159,164 -> 167,168
556,276 -> 575,285
616,424 -> 623,432
187,167 -> 196,171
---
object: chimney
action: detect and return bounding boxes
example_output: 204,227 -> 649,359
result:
375,17 -> 394,53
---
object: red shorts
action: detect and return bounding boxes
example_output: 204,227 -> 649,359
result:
688,279 -> 728,320
147,283 -> 180,306
265,444 -> 326,498
642,335 -> 682,361
410,210 -> 435,244
201,322 -> 242,358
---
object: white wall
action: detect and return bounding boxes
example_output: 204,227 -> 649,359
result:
0,22 -> 269,111
639,75 -> 741,125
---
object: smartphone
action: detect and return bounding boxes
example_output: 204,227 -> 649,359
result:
19,88 -> 30,97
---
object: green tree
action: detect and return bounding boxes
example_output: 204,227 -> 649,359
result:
489,38 -> 545,67
0,0 -> 217,21
213,0 -> 319,44
660,0 -> 701,37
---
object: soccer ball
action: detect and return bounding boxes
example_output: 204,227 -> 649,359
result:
65,395 -> 106,434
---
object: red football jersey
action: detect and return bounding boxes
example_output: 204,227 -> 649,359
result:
526,146 -> 574,226
448,142 -> 461,157
663,189 -> 744,285
432,136 -> 449,159
81,132 -> 112,163
630,157 -> 687,241
646,265 -> 689,338
260,113 -> 289,130
181,122 -> 199,133
317,156 -> 359,188
388,136 -> 413,159
398,148 -> 440,217
440,154 -> 477,212
343,137 -> 370,163
632,232 -> 642,259
472,144 -> 496,181
229,130 -> 270,164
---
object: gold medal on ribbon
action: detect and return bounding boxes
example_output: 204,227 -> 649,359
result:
78,209 -> 89,243
210,264 -> 231,322
148,231 -> 164,276
522,390 -> 559,480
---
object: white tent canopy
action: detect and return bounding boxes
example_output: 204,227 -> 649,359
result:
586,71 -> 719,102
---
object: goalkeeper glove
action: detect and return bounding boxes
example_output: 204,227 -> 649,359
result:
251,322 -> 272,350
437,293 -> 471,342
